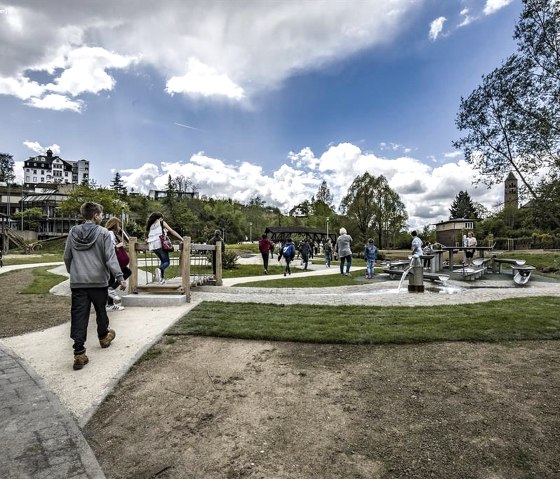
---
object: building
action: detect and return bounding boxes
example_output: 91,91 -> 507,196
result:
23,149 -> 89,188
148,189 -> 199,200
434,218 -> 476,246
504,171 -> 518,209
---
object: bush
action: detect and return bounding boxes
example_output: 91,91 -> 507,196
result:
222,250 -> 239,270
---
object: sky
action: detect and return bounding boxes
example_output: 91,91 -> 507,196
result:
0,0 -> 523,229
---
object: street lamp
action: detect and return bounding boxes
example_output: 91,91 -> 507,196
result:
249,222 -> 253,243
326,217 -> 329,239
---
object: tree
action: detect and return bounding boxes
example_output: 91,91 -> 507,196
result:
110,171 -> 127,195
449,191 -> 479,219
453,0 -> 559,227
59,185 -> 122,218
13,208 -> 43,231
0,153 -> 15,183
340,173 -> 407,247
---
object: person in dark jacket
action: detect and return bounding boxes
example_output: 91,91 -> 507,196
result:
299,239 -> 312,271
64,202 -> 124,370
280,238 -> 296,276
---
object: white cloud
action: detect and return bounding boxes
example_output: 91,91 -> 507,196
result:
458,8 -> 475,27
26,94 -> 84,112
119,142 -> 502,229
166,58 -> 244,100
0,1 -> 424,107
23,142 -> 61,155
444,151 -> 463,159
429,16 -> 447,41
483,0 -> 514,16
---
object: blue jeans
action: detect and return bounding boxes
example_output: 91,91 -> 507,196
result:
340,255 -> 352,274
367,259 -> 376,277
325,252 -> 331,267
153,248 -> 170,278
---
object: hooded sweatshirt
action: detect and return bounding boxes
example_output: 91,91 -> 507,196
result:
64,222 -> 124,288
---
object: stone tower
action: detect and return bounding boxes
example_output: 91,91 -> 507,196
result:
504,172 -> 518,209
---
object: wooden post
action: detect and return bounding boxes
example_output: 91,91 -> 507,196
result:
182,237 -> 191,301
215,240 -> 223,286
129,237 -> 138,294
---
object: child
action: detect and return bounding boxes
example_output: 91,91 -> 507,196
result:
364,238 -> 377,279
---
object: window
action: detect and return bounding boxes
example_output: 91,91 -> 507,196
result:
33,177 -> 37,182
33,170 -> 37,174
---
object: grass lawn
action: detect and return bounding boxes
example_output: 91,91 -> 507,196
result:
169,297 -> 560,344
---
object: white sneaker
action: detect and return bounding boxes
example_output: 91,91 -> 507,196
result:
154,268 -> 162,282
106,304 -> 124,312
159,278 -> 166,284
107,288 -> 121,301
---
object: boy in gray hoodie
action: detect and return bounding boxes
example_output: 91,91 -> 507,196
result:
64,202 -> 126,370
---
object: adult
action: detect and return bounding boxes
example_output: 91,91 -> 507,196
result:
336,227 -> 353,276
299,239 -> 312,271
364,238 -> 377,279
64,202 -> 124,370
207,229 -> 226,276
465,231 -> 477,266
146,212 -> 183,284
411,230 -> 423,257
258,234 -> 275,274
324,239 -> 333,268
280,238 -> 296,276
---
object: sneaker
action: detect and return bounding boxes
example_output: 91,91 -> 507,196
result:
99,329 -> 116,348
284,272 -> 287,277
73,353 -> 89,370
159,278 -> 166,284
154,268 -> 162,282
264,270 -> 268,275
108,288 -> 121,301
106,304 -> 125,312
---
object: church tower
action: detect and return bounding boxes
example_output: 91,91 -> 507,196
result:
504,172 -> 518,209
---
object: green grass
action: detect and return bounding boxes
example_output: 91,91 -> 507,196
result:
168,298 -> 560,344
495,251 -> 560,275
3,254 -> 63,266
20,266 -> 68,294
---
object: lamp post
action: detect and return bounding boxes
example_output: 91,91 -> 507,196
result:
326,217 -> 329,240
249,222 -> 253,243
20,185 -> 24,231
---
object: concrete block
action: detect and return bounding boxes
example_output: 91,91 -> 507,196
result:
121,294 -> 187,307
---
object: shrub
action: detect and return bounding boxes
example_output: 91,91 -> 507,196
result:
222,250 -> 239,270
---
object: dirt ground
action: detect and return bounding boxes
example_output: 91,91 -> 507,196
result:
84,336 -> 560,479
2,265 -> 559,478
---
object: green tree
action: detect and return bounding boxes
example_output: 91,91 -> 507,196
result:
13,207 -> 43,230
340,173 -> 407,247
59,185 -> 122,218
453,0 -> 559,226
449,191 -> 479,219
110,171 -> 127,195
0,153 -> 15,183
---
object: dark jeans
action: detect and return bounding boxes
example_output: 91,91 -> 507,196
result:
261,252 -> 270,271
285,259 -> 292,274
340,255 -> 352,274
70,287 -> 111,355
153,248 -> 170,278
301,253 -> 309,270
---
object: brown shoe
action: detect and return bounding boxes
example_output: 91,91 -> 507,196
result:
99,329 -> 116,348
73,353 -> 89,370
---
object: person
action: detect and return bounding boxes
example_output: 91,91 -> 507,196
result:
465,231 -> 477,266
207,229 -> 226,276
64,202 -> 125,370
258,234 -> 275,274
324,239 -> 333,268
364,238 -> 377,279
336,227 -> 353,276
411,230 -> 423,257
299,239 -> 312,271
423,241 -> 433,268
105,217 -> 131,311
146,212 -> 183,284
280,237 -> 296,276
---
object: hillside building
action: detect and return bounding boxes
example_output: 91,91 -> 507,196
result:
23,149 -> 89,188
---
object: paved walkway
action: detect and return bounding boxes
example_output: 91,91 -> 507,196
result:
1,258 -> 559,478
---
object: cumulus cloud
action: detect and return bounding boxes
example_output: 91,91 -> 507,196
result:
23,142 -> 61,155
0,0 -> 423,108
483,0 -> 514,16
119,142 -> 502,229
429,16 -> 447,41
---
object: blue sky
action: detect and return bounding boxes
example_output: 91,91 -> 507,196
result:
0,0 -> 522,228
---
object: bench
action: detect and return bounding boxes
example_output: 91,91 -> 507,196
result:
472,257 -> 491,273
511,265 -> 536,286
492,257 -> 526,274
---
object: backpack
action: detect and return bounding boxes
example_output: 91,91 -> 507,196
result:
282,243 -> 294,258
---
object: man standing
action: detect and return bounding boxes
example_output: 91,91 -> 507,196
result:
64,202 -> 125,370
411,230 -> 423,257
258,234 -> 275,274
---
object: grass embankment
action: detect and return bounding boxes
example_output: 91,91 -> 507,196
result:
20,266 -> 68,294
495,251 -> 560,275
170,298 -> 560,345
